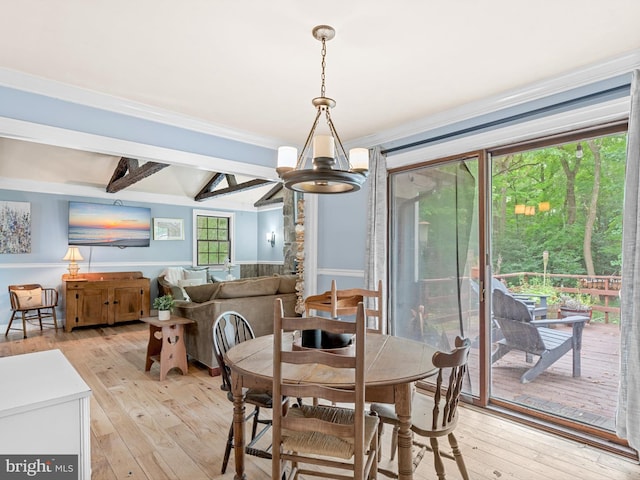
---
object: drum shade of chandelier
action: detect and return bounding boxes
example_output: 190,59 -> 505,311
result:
276,25 -> 369,194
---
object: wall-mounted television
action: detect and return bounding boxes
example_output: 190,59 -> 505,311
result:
68,201 -> 151,247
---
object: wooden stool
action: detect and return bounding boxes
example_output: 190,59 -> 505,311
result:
141,315 -> 194,381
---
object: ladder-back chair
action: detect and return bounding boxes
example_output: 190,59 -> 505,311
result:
304,279 -> 384,333
272,299 -> 379,480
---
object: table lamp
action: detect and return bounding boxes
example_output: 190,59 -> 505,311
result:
63,247 -> 84,278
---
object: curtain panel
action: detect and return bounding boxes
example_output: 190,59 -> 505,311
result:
617,69 -> 640,452
364,146 -> 388,333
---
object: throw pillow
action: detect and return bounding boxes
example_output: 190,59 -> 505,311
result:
184,268 -> 208,284
183,283 -> 220,303
276,274 -> 298,293
217,277 -> 280,299
15,288 -> 43,308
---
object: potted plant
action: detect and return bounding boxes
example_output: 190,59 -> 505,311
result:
153,294 -> 175,321
558,294 -> 592,323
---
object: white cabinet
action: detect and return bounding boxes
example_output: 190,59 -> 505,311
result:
0,349 -> 92,479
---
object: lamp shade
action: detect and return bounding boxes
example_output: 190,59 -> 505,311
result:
62,247 -> 84,261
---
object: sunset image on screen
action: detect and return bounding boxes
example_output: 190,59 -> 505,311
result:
68,202 -> 151,247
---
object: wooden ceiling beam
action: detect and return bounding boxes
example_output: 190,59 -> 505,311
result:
106,157 -> 168,193
226,174 -> 238,187
197,172 -> 226,198
195,176 -> 273,201
254,183 -> 284,207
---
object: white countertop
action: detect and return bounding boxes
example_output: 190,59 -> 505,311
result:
0,349 -> 91,418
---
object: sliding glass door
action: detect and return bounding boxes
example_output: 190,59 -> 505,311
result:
388,123 -> 628,448
389,155 -> 480,396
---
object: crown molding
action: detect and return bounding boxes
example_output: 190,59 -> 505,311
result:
355,50 -> 640,149
0,67 -> 282,150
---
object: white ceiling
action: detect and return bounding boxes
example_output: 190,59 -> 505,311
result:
1,0 -> 639,206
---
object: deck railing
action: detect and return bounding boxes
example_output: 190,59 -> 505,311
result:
495,272 -> 621,323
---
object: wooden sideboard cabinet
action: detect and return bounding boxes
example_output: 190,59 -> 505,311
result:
63,271 -> 150,332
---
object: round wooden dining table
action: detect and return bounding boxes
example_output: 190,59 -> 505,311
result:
225,332 -> 438,480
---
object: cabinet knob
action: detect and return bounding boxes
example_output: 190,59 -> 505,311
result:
104,301 -> 109,305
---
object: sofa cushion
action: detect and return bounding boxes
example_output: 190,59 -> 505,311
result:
217,277 -> 280,299
277,274 -> 298,294
178,278 -> 209,302
184,283 -> 220,303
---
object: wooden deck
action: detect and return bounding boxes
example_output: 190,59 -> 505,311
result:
0,320 -> 633,480
479,321 -> 620,431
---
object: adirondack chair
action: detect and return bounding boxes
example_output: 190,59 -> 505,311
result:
491,289 -> 588,383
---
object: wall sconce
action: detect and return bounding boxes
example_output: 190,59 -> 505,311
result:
62,247 -> 84,278
266,231 -> 276,247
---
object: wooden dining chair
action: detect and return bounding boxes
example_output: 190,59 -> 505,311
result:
371,336 -> 471,480
272,298 -> 379,480
6,284 -> 58,338
304,279 -> 384,333
212,311 -> 280,474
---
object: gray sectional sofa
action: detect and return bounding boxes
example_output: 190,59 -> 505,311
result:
159,274 -> 299,373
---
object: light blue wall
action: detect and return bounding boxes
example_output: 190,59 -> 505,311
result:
257,208 -> 284,263
314,184 -> 369,292
317,187 -> 368,271
0,189 -> 266,326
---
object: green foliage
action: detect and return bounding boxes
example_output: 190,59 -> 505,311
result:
153,295 -> 175,311
491,133 -> 626,277
510,277 -> 560,304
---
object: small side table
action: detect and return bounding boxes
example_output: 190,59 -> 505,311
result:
140,315 -> 194,381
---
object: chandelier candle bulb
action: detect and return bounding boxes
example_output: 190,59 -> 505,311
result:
313,135 -> 335,159
349,148 -> 369,171
277,146 -> 297,172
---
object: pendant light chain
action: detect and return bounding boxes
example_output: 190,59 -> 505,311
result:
320,37 -> 327,99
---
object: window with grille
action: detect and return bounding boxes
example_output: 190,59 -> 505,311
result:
193,210 -> 233,266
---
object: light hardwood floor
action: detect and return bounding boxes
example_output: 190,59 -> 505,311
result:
1,322 -> 638,479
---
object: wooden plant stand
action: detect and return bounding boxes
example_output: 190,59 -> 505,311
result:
141,315 -> 194,381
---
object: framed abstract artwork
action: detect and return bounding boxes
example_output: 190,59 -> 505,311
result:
0,201 -> 31,253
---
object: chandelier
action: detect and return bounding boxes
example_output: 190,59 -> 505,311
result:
276,25 -> 369,194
